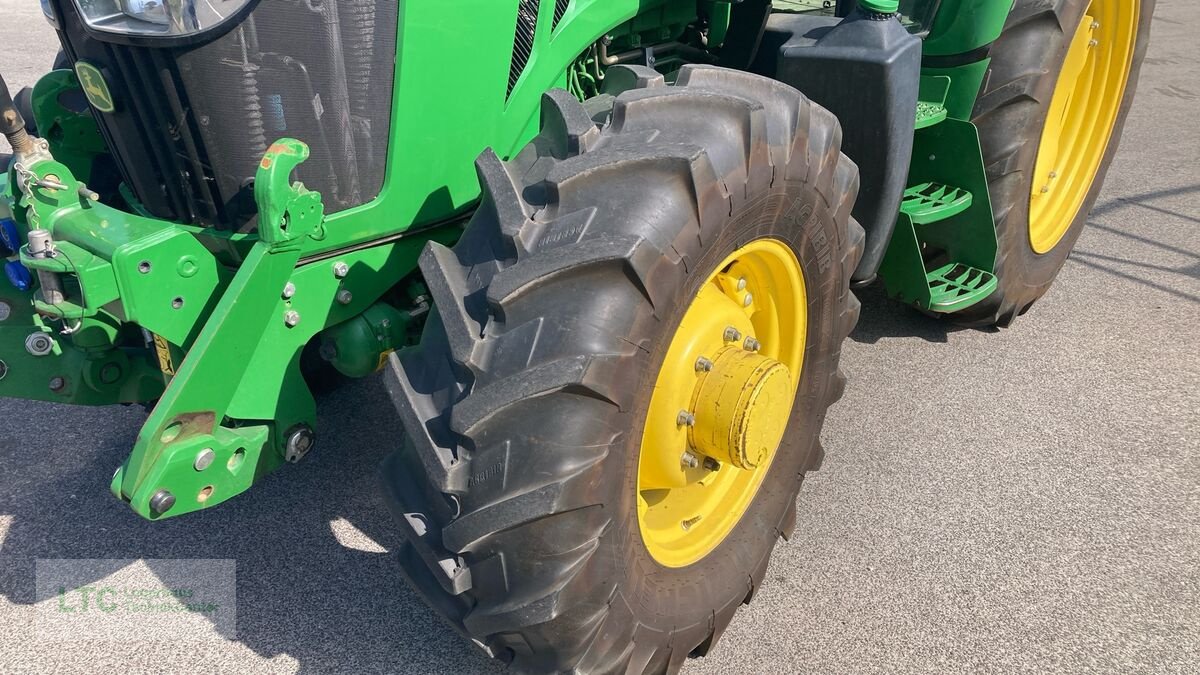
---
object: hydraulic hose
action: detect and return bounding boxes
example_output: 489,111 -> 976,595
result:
0,70 -> 34,157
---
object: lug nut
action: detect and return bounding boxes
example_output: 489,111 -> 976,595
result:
743,293 -> 754,307
284,310 -> 301,328
695,357 -> 714,372
149,489 -> 176,515
336,289 -> 354,305
736,277 -> 747,291
723,326 -> 741,342
48,376 -> 66,392
677,410 -> 696,427
332,262 -> 349,279
702,456 -> 721,472
25,332 -> 54,356
282,282 -> 296,299
743,337 -> 761,352
681,451 -> 700,469
1089,39 -> 1099,47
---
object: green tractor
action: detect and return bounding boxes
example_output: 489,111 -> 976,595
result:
0,0 -> 1153,669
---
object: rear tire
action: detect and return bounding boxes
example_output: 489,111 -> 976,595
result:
382,65 -> 863,672
952,0 -> 1154,326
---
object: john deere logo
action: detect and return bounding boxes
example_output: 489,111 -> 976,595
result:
74,62 -> 115,113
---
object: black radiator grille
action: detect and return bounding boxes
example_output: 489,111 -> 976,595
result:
55,0 -> 399,231
104,46 -> 222,224
509,0 -> 541,98
553,0 -> 571,29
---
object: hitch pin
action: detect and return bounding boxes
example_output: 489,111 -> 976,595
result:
34,177 -> 68,191
32,176 -> 98,202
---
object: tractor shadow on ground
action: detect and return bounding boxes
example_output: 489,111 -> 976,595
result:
1069,184 -> 1200,304
0,377 -> 500,674
847,281 -> 985,345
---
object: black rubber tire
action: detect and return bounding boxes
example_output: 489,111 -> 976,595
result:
381,64 -> 863,673
951,0 -> 1155,327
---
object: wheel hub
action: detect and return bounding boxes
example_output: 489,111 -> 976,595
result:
690,345 -> 792,471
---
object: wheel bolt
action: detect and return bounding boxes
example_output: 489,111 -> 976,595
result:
723,326 -> 741,342
736,277 -> 747,291
1041,186 -> 1050,194
743,293 -> 754,307
681,451 -> 700,469
282,282 -> 296,299
677,410 -> 696,427
336,289 -> 354,305
702,456 -> 720,472
743,337 -> 761,352
284,310 -> 301,327
332,262 -> 349,278
1089,39 -> 1099,47
695,357 -> 714,372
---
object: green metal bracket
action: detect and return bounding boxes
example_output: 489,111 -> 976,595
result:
111,229 -> 453,519
105,137 -> 460,519
255,139 -> 326,248
112,139 -> 325,519
14,158 -> 230,348
110,236 -> 299,519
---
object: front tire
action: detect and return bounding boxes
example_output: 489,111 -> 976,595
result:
382,65 -> 862,672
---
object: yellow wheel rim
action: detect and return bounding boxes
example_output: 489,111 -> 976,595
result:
637,239 -> 807,568
1029,0 -> 1139,254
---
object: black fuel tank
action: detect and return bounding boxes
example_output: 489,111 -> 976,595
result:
753,10 -> 922,282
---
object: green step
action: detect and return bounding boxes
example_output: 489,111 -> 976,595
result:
915,101 -> 948,129
915,74 -> 952,129
900,182 -> 974,225
926,263 -> 998,313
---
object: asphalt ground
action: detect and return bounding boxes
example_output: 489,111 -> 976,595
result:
1,1 -> 1197,672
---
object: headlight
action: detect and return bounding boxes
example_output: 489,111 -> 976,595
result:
72,0 -> 253,39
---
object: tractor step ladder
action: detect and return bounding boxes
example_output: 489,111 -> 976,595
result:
879,74 -> 999,314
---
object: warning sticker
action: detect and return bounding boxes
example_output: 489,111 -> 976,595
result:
153,334 -> 175,376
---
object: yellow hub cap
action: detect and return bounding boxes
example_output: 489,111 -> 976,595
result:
637,239 -> 806,568
1029,0 -> 1139,254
